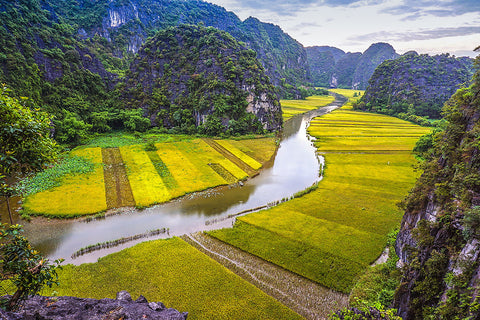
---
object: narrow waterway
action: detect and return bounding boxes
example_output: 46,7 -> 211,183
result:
16,97 -> 344,264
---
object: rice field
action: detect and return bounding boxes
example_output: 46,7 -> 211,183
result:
209,106 -> 430,293
21,137 -> 276,216
22,148 -> 108,217
281,95 -> 335,120
43,237 -> 303,320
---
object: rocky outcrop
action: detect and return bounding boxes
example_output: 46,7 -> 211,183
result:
121,24 -> 281,134
0,291 -> 187,320
394,56 -> 480,319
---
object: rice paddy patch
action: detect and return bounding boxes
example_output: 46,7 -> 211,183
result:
208,163 -> 237,184
280,95 -> 335,120
214,140 -> 262,170
210,221 -> 366,293
22,148 -> 107,217
223,137 -> 277,163
44,237 -> 302,320
120,145 -> 171,207
146,150 -> 178,189
157,141 -> 227,198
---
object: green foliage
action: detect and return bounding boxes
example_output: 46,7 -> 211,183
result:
0,86 -> 58,175
462,206 -> 480,240
357,52 -> 473,119
17,155 -> 94,196
0,224 -> 62,311
120,24 -> 277,136
347,229 -> 402,316
54,111 -> 93,145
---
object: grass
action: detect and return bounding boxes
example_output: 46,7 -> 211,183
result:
43,237 -> 303,320
209,105 -> 430,293
280,95 -> 335,120
22,148 -> 107,217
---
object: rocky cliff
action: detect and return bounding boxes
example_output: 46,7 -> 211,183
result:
121,24 -> 281,135
0,291 -> 187,320
45,0 -> 310,89
394,53 -> 480,319
358,52 -> 473,119
306,43 -> 398,89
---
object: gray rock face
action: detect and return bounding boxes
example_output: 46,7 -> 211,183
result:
0,291 -> 187,320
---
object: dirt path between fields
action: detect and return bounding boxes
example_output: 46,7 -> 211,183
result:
182,232 -> 348,320
102,148 -> 135,209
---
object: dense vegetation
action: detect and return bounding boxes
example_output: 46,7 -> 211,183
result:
120,24 -> 281,135
306,43 -> 398,89
394,53 -> 480,319
356,51 -> 473,120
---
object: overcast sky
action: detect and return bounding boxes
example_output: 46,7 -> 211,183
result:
206,0 -> 480,57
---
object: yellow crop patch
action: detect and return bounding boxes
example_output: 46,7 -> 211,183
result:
23,148 -> 107,216
120,145 -> 171,207
281,95 -> 335,120
214,140 -> 262,170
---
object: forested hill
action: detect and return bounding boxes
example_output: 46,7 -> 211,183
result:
1,0 -> 309,92
120,25 -> 281,135
356,52 -> 473,119
394,53 -> 480,319
306,42 -> 398,89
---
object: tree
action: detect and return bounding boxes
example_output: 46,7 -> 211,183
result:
0,85 -> 58,223
0,223 -> 62,310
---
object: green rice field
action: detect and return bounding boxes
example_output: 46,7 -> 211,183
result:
22,137 -> 276,217
209,104 -> 430,293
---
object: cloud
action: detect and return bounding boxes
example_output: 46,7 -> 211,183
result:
382,0 -> 480,19
225,0 -> 369,15
348,26 -> 480,43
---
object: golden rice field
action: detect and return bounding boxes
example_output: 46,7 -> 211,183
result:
209,105 -> 430,293
280,95 -> 335,120
22,137 -> 276,217
44,237 -> 302,320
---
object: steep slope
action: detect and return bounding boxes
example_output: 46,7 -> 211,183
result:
44,0 -> 310,89
120,25 -> 281,135
0,0 -> 113,117
395,54 -> 480,319
306,42 -> 398,89
358,52 -> 473,118
306,46 -> 346,87
351,42 -> 398,90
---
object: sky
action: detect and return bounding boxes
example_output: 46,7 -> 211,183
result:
206,0 -> 480,57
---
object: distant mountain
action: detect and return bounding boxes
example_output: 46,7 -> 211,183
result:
351,42 -> 398,90
306,46 -> 345,87
357,51 -> 473,118
306,42 -> 399,89
120,25 -> 281,135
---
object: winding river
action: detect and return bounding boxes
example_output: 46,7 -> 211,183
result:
6,97 -> 344,265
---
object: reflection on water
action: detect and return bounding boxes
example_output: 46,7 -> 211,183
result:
14,98 -> 344,264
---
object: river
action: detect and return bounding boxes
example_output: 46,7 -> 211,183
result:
7,97 -> 344,265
